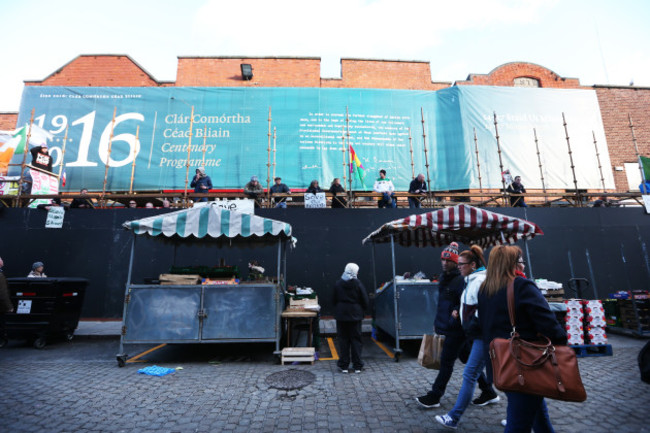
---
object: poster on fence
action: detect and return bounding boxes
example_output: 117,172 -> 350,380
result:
205,198 -> 255,214
305,193 -> 326,208
28,167 -> 59,208
45,206 -> 65,228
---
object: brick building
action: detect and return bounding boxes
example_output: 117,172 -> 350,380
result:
1,54 -> 647,192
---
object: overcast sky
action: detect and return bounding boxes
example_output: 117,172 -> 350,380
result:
1,0 -> 649,112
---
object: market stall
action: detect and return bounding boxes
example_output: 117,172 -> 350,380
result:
362,204 -> 543,361
116,203 -> 294,367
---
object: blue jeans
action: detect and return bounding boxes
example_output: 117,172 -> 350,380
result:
408,197 -> 422,208
275,201 -> 287,208
378,192 -> 396,208
448,339 -> 490,421
505,392 -> 555,433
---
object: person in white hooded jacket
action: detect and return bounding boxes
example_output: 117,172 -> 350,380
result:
435,245 -> 500,429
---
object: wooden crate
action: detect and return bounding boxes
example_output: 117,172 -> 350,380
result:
281,347 -> 315,365
159,274 -> 201,285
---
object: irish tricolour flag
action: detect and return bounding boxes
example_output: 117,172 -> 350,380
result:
0,127 -> 27,175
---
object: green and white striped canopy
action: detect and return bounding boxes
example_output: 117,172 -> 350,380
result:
122,204 -> 292,241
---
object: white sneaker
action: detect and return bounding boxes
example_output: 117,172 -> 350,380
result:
501,419 -> 507,427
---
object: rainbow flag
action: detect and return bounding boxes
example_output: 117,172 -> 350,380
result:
349,144 -> 366,190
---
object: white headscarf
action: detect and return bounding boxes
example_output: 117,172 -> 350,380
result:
341,263 -> 359,281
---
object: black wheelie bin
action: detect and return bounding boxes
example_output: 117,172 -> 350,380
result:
1,278 -> 88,349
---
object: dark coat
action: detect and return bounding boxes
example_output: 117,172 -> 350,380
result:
0,271 -> 12,313
306,185 -> 324,194
30,146 -> 53,172
433,268 -> 464,336
408,178 -> 427,193
333,278 -> 369,322
329,183 -> 347,208
191,175 -> 213,193
478,277 -> 567,345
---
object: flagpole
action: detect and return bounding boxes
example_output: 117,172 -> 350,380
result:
421,108 -> 432,205
493,112 -> 508,206
473,127 -> 483,194
629,114 -> 647,193
562,112 -> 581,206
183,106 -> 195,207
129,126 -> 140,194
592,130 -> 606,193
346,107 -> 352,201
533,128 -> 547,202
101,107 -> 117,207
15,108 -> 35,207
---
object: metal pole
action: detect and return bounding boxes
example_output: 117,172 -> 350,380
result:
118,234 -> 137,357
585,249 -> 598,299
371,242 -> 378,294
267,107 -> 272,207
129,126 -> 139,194
409,127 -> 415,180
15,108 -> 35,207
390,234 -> 401,357
341,126 -> 347,188
524,239 -> 534,280
592,131 -> 606,193
101,107 -> 117,205
562,112 -> 581,206
493,112 -> 508,206
421,108 -> 432,204
533,128 -> 547,200
473,127 -> 483,193
183,106 -> 195,206
628,114 -> 647,193
275,238 -> 282,353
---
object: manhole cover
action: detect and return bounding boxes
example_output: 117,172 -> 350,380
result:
266,369 -> 315,390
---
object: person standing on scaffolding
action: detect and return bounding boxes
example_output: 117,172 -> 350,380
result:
506,176 -> 527,207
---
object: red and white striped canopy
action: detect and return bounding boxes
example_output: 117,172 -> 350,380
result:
362,204 -> 543,248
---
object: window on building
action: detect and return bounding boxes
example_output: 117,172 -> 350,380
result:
513,77 -> 540,87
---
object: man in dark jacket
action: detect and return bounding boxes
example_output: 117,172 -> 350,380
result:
190,167 -> 213,202
408,174 -> 427,208
416,242 -> 466,408
333,263 -> 369,373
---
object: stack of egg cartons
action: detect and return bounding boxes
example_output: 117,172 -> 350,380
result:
583,300 -> 608,345
565,299 -> 585,345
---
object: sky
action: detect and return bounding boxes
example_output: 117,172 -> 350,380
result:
1,0 -> 649,112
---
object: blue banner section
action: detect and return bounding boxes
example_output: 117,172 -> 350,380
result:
12,86 -> 613,192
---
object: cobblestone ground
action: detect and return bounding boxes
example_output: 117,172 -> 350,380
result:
0,334 -> 648,433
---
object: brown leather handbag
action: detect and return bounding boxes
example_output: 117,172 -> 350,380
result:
489,281 -> 587,402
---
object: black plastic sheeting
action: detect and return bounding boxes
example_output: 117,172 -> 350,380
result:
0,207 -> 649,318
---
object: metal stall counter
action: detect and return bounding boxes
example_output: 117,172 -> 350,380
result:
116,203 -> 294,367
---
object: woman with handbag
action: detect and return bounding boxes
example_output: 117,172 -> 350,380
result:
478,246 -> 568,433
435,245 -> 499,429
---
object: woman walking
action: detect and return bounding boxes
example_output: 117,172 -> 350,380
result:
478,246 -> 566,432
435,245 -> 499,429
333,263 -> 369,373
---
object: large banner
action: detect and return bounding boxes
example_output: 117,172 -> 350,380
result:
11,86 -> 614,192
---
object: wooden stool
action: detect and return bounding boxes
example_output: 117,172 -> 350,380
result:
281,309 -> 317,347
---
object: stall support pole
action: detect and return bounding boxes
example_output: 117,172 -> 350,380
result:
371,242 -> 378,294
117,235 -> 137,364
275,239 -> 282,353
390,235 -> 401,358
524,239 -> 534,280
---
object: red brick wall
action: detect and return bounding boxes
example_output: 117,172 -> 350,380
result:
24,55 -> 161,87
0,113 -> 18,130
176,57 -> 322,87
456,62 -> 582,89
595,86 -> 650,191
322,59 -> 449,90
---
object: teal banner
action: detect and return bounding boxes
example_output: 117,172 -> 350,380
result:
12,86 -> 614,192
